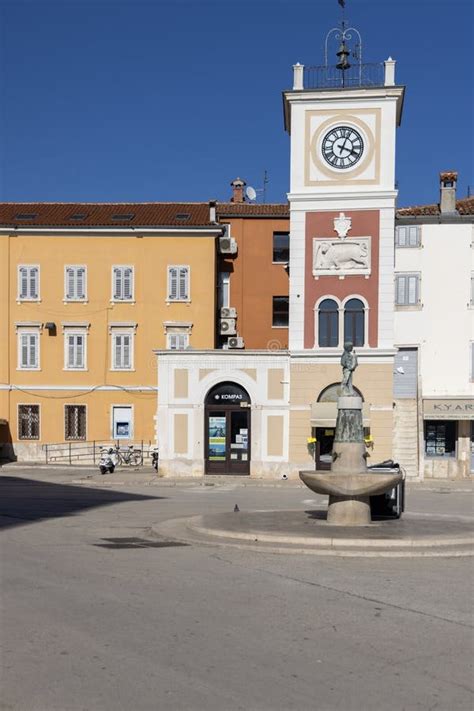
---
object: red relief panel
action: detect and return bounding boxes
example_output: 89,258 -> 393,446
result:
304,210 -> 380,348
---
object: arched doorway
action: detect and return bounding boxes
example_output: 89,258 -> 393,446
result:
205,382 -> 251,475
314,382 -> 364,470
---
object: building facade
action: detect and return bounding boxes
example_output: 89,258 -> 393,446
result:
393,173 -> 474,479
155,56 -> 405,478
216,182 -> 290,351
0,203 -> 221,460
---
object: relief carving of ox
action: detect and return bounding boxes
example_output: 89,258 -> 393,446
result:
315,241 -> 369,271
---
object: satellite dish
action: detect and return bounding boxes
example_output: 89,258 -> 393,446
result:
246,186 -> 257,201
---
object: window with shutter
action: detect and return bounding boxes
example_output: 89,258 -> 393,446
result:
167,333 -> 189,350
65,266 -> 87,300
395,274 -> 420,306
396,226 -> 420,247
112,332 -> 133,369
18,265 -> 40,300
64,332 -> 86,369
168,265 -> 190,301
113,266 -> 134,301
18,331 -> 39,369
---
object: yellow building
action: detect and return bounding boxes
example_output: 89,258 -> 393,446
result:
0,202 -> 221,461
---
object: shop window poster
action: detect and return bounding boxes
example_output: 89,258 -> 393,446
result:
209,416 -> 226,461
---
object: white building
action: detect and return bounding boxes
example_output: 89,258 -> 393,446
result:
393,172 -> 474,479
155,44 -> 405,478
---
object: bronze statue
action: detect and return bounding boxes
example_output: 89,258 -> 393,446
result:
341,342 -> 358,395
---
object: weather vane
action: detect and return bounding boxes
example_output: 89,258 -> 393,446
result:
325,0 -> 363,86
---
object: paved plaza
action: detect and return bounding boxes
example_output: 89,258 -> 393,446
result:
1,469 -> 473,711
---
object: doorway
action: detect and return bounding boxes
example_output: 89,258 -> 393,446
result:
315,427 -> 334,470
205,382 -> 250,475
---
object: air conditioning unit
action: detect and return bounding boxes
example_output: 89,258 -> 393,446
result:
219,318 -> 236,335
220,306 -> 237,319
227,336 -> 244,349
219,236 -> 238,255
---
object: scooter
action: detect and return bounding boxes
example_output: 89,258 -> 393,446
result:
150,446 -> 159,472
99,446 -> 117,475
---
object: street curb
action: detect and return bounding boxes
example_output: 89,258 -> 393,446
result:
1,465 -> 473,492
152,516 -> 474,558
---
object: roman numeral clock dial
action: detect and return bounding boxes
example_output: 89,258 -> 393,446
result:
322,125 -> 364,169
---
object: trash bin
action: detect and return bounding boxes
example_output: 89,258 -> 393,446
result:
368,460 -> 405,519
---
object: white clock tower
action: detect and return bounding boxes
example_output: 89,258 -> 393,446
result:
283,19 -> 405,470
283,29 -> 404,352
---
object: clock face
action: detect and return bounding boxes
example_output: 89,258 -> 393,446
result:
321,125 -> 364,170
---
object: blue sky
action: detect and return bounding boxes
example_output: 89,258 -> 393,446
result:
0,0 -> 472,207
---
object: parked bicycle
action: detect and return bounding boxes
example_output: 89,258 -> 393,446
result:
116,445 -> 143,467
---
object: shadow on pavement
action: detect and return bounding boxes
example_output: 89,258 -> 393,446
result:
0,476 -> 164,530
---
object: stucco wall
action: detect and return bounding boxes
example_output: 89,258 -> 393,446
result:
1,232 -> 216,449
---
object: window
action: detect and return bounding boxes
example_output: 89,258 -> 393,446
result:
65,266 -> 86,301
112,332 -> 133,369
18,405 -> 40,440
111,213 -> 135,221
112,266 -> 134,301
395,273 -> 420,306
318,299 -> 339,347
167,333 -> 189,350
18,331 -> 39,369
18,265 -> 39,300
344,298 -> 365,346
424,421 -> 456,458
64,332 -> 86,370
272,296 -> 289,327
218,272 -> 230,309
168,266 -> 190,301
273,232 -> 290,263
65,405 -> 87,440
396,225 -> 420,247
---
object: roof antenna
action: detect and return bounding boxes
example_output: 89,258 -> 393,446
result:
245,171 -> 270,203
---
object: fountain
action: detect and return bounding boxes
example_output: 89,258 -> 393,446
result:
299,343 -> 402,525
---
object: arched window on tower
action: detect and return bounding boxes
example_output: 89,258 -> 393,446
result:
344,298 -> 365,346
318,298 -> 339,347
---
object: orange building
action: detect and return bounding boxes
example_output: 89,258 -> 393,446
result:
0,202 -> 221,461
215,179 -> 290,351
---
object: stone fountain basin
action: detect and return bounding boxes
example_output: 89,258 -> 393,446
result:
299,471 -> 403,498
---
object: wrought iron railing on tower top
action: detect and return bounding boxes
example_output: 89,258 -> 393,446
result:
302,62 -> 385,90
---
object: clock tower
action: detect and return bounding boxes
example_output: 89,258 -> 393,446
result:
283,19 -> 405,469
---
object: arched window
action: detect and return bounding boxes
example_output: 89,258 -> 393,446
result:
318,298 -> 339,347
317,382 -> 364,403
344,298 -> 365,346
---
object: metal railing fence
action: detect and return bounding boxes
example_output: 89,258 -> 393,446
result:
303,63 -> 385,90
42,440 -> 152,466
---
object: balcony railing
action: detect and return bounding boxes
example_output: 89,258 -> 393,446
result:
301,62 -> 386,90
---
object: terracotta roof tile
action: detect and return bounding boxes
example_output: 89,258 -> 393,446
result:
0,203 -> 214,227
216,202 -> 289,218
396,196 -> 474,217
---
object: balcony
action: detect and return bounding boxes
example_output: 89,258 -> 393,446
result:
292,59 -> 396,91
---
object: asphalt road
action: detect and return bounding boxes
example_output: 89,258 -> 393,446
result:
1,470 -> 473,711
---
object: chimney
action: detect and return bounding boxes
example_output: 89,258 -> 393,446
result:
440,171 -> 458,214
209,200 -> 217,223
230,177 -> 246,203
